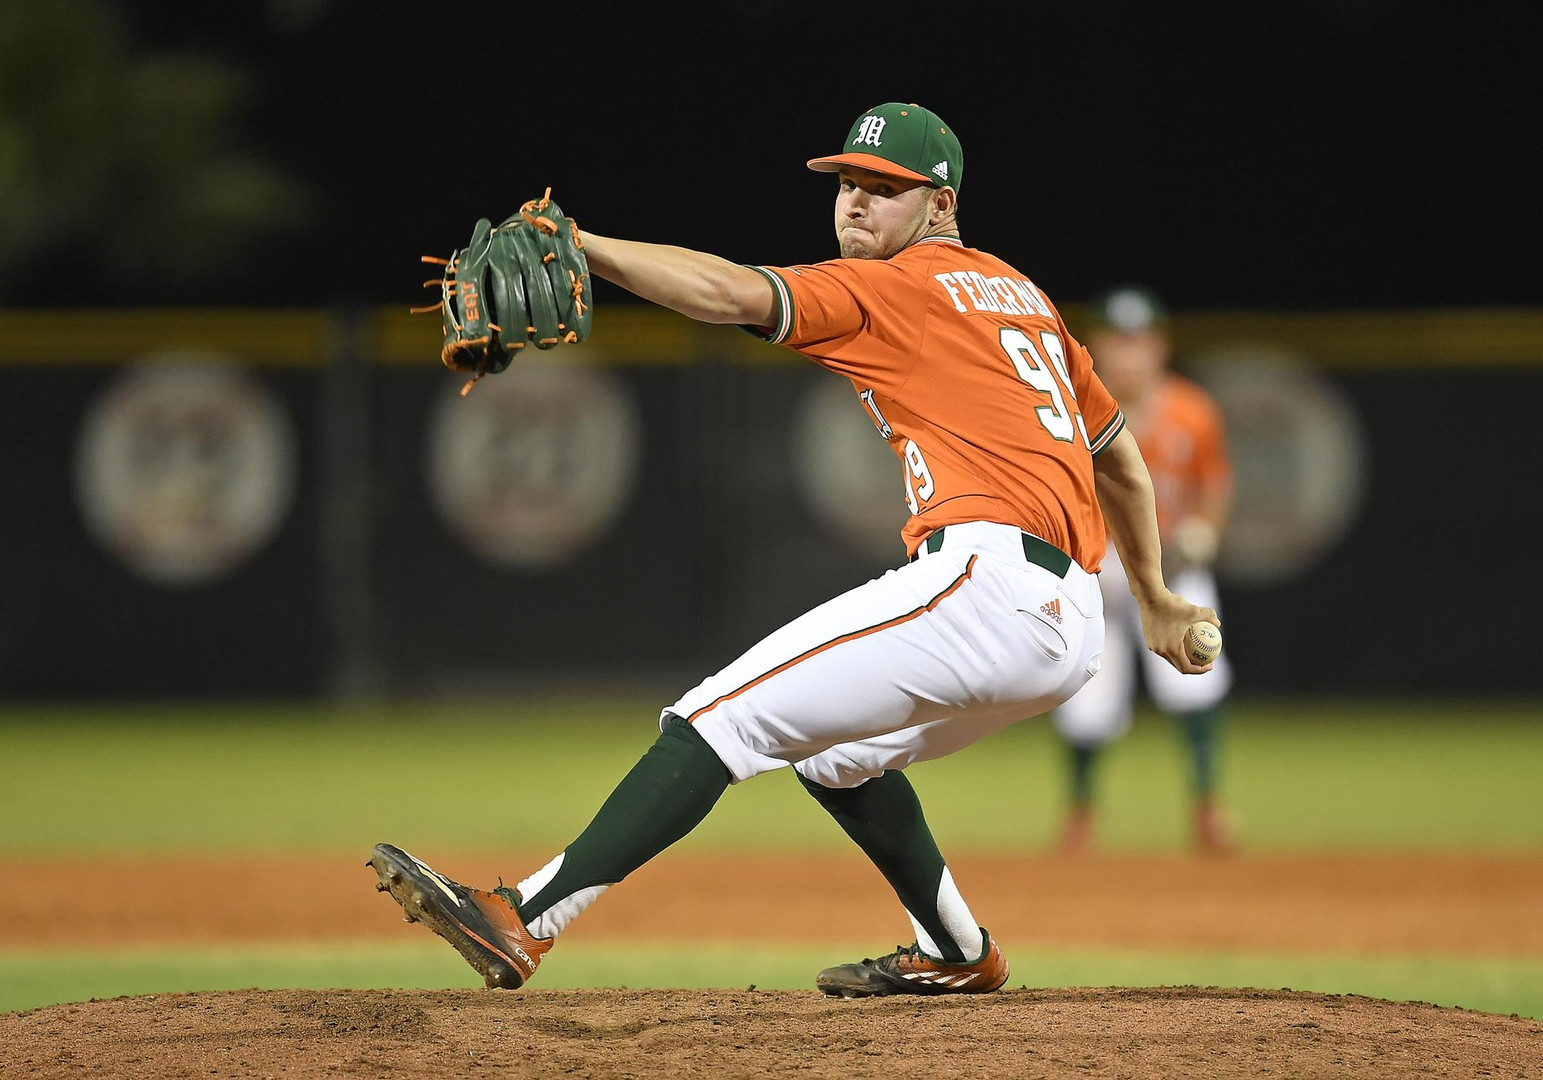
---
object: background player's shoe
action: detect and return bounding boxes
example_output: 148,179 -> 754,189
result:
1194,797 -> 1238,854
816,931 -> 1010,998
1058,803 -> 1095,854
368,842 -> 551,989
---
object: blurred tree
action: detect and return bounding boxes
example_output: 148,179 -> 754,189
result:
0,0 -> 310,300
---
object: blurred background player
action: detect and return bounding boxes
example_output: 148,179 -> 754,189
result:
1051,287 -> 1236,853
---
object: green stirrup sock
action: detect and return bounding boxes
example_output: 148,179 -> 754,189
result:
1182,705 -> 1224,796
799,769 -> 969,963
1069,742 -> 1098,806
517,717 -> 731,923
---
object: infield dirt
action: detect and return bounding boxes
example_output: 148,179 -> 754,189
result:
5,986 -> 1540,1079
5,851 -> 1541,954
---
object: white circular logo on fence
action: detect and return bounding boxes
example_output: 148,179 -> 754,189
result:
792,377 -> 907,558
426,359 -> 643,569
73,358 -> 298,586
1193,346 -> 1369,586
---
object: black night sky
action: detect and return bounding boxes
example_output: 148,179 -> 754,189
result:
37,2 -> 1540,310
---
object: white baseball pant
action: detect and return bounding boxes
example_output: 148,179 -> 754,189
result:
665,521 -> 1106,788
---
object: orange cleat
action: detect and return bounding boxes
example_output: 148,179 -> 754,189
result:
1058,803 -> 1095,854
368,843 -> 551,988
1194,798 -> 1238,855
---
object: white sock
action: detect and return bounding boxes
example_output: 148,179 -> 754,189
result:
515,851 -> 609,941
906,868 -> 984,963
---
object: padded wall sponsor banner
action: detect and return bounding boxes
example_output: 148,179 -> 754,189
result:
1192,347 -> 1370,586
423,358 -> 643,569
72,357 -> 299,587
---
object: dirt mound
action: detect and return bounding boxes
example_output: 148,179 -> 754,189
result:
3,987 -> 1538,1079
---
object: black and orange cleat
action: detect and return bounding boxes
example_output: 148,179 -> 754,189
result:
367,843 -> 551,989
1194,797 -> 1239,855
1057,803 -> 1095,855
816,930 -> 1010,998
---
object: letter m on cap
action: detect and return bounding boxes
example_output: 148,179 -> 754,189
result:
853,115 -> 886,147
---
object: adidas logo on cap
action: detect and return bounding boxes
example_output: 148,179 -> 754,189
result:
932,161 -> 948,181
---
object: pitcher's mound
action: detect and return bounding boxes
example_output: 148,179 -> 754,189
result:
4,986 -> 1538,1079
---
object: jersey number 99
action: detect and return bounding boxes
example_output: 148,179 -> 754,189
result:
1000,328 -> 1090,448
895,328 -> 1088,518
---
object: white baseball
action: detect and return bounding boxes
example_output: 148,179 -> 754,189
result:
1184,621 -> 1223,665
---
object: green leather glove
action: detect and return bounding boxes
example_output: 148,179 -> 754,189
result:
423,188 -> 592,392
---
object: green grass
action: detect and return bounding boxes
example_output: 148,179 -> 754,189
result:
3,940 -> 1539,1019
2,698 -> 1541,855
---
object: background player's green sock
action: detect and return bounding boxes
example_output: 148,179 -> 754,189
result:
799,769 -> 982,964
1069,742 -> 1098,806
513,717 -> 730,935
1182,705 -> 1223,795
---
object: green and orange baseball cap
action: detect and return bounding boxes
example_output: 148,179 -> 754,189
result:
807,102 -> 963,191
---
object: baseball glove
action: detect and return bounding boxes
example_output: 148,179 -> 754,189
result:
415,189 -> 592,394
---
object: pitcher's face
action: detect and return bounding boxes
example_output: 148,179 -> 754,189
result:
834,167 -> 935,260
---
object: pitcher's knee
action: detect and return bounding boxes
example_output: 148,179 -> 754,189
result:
795,752 -> 882,791
670,710 -> 795,785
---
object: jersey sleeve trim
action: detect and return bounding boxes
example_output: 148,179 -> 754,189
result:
741,265 -> 795,344
1088,410 -> 1126,456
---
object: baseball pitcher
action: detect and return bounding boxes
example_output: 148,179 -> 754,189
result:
372,102 -> 1217,997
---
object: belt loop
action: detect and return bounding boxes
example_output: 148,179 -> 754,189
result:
926,529 -> 946,555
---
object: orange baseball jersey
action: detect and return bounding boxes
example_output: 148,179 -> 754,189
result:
1127,374 -> 1232,538
748,236 -> 1125,572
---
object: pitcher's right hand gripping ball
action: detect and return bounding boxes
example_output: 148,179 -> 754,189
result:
1185,620 -> 1223,666
419,188 -> 593,394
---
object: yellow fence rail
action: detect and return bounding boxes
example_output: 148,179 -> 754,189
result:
2,306 -> 1541,368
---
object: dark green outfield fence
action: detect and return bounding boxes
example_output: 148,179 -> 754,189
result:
1,306 -> 1539,699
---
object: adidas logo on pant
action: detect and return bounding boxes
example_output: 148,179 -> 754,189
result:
1040,598 -> 1063,624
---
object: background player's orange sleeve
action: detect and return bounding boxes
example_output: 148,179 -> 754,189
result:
1190,390 -> 1233,496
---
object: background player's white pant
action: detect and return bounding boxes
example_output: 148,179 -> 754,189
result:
1052,548 -> 1231,747
665,521 -> 1106,789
